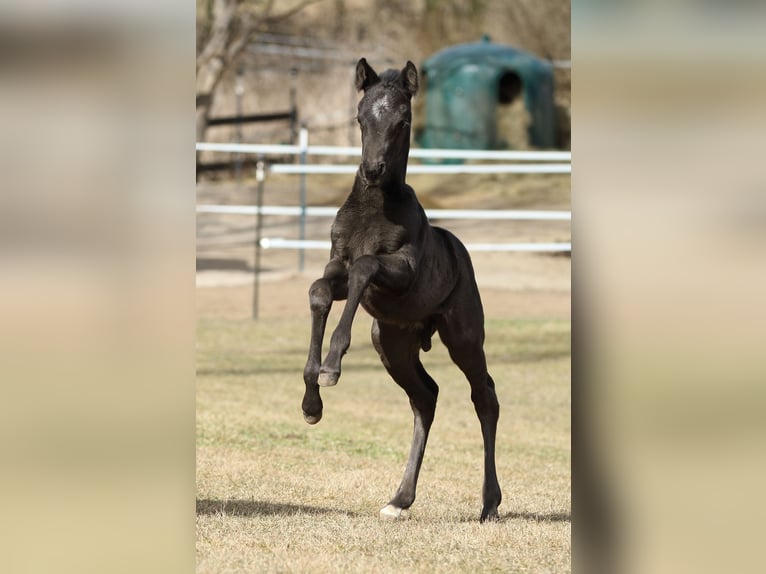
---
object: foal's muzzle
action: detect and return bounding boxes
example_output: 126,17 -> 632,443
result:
361,161 -> 386,183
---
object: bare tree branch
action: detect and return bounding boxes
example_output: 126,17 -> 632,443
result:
226,11 -> 255,63
196,0 -> 322,143
197,0 -> 239,70
261,0 -> 322,25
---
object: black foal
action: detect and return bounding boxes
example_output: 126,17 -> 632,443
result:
302,58 -> 502,522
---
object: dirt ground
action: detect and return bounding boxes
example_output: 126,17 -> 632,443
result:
196,172 -> 570,321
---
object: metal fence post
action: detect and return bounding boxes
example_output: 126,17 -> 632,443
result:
298,125 -> 308,272
252,160 -> 265,320
289,67 -> 298,144
234,67 -> 244,181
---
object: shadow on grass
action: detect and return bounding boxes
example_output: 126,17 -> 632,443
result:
197,499 -> 569,524
196,498 -> 358,518
502,510 -> 571,523
196,347 -> 570,379
196,361 -> 383,378
196,257 -> 252,272
457,510 -> 570,524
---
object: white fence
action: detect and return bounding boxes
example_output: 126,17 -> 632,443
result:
196,141 -> 571,162
259,238 -> 571,253
196,205 -> 571,221
196,141 -> 571,175
196,134 -> 571,254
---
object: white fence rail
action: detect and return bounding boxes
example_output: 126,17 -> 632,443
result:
197,135 -> 571,254
196,141 -> 571,162
197,141 -> 571,174
268,163 -> 571,174
197,204 -> 571,221
259,238 -> 571,253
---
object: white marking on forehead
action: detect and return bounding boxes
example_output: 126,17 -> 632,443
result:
371,95 -> 391,120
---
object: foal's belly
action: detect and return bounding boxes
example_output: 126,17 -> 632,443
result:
360,269 -> 453,325
360,287 -> 428,324
356,231 -> 457,323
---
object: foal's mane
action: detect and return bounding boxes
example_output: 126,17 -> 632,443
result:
377,69 -> 409,94
378,69 -> 400,83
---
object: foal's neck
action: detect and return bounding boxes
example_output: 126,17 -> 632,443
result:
382,133 -> 412,188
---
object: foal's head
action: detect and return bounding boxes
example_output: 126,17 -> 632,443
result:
355,58 -> 419,186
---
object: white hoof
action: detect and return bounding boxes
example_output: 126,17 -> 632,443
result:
317,371 -> 338,387
379,504 -> 408,520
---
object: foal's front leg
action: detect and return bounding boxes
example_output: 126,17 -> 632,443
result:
318,253 -> 413,387
302,258 -> 347,424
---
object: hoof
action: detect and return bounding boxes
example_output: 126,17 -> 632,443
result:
303,411 -> 322,425
317,370 -> 338,387
379,504 -> 408,521
480,508 -> 500,523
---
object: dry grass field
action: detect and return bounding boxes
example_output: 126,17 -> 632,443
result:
197,160 -> 570,572
196,274 -> 570,572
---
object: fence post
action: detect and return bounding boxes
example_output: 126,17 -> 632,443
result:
298,125 -> 308,272
289,68 -> 298,144
252,160 -> 266,320
234,66 -> 244,181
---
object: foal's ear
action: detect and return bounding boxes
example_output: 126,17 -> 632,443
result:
355,58 -> 380,92
401,61 -> 419,98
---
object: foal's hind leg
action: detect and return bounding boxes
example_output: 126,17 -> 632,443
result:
303,258 -> 347,424
372,320 -> 439,519
437,313 -> 502,522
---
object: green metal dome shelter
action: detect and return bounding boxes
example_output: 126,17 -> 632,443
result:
416,36 -> 556,152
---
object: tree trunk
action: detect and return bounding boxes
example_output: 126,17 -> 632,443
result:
196,0 -> 318,144
196,55 -> 226,142
196,0 -> 240,143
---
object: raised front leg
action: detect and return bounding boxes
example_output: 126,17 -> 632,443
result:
302,258 -> 347,424
318,252 -> 413,387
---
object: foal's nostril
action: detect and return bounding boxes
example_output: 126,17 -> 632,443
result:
363,161 -> 386,181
